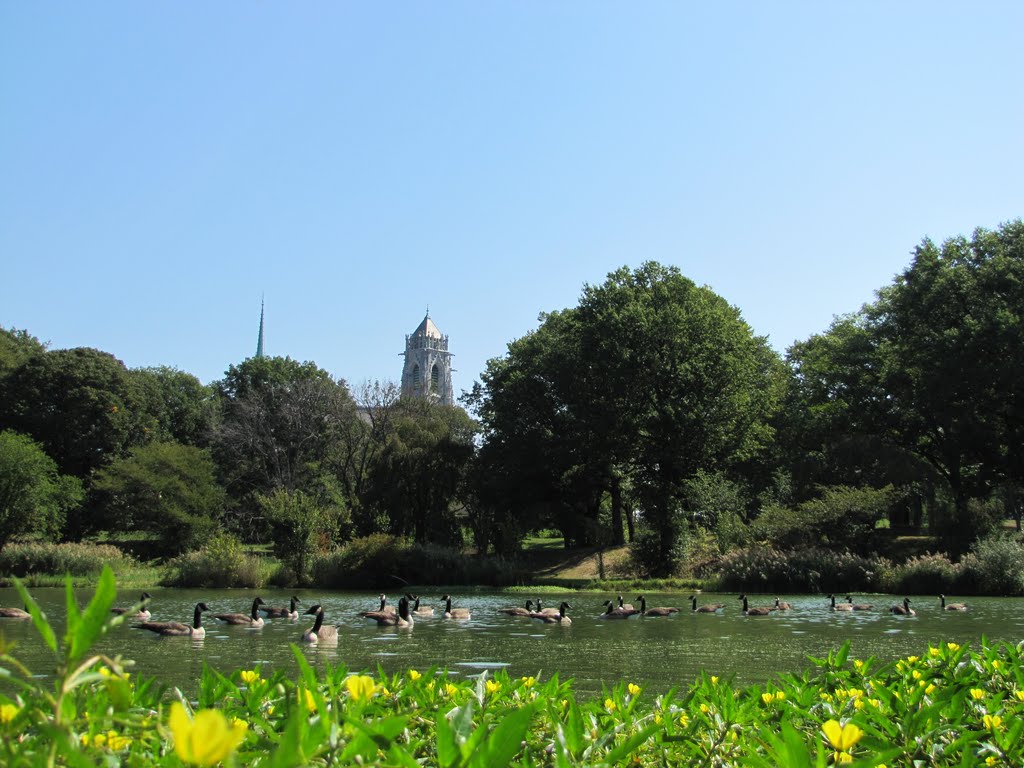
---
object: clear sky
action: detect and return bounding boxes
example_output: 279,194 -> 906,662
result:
2,3 -> 1022,398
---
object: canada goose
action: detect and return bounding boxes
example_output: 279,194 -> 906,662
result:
773,597 -> 792,611
534,601 -> 572,624
891,598 -> 916,616
371,595 -> 414,628
499,599 -> 535,616
440,595 -> 471,620
261,596 -> 301,619
358,594 -> 395,617
599,600 -> 634,619
738,594 -> 773,616
407,595 -> 435,617
939,595 -> 968,611
637,595 -> 679,616
531,599 -> 561,616
617,595 -> 639,614
214,597 -> 266,627
111,592 -> 152,620
135,602 -> 210,637
0,606 -> 31,619
301,604 -> 339,643
689,596 -> 725,613
828,594 -> 854,612
845,595 -> 874,611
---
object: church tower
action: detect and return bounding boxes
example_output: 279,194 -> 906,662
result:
255,297 -> 265,358
401,310 -> 454,405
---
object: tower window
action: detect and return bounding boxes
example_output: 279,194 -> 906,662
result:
431,364 -> 439,392
412,364 -> 421,391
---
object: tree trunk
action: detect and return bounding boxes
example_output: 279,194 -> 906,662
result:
610,475 -> 625,546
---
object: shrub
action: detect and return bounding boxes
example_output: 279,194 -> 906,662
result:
0,541 -> 137,577
162,531 -> 271,588
883,552 -> 960,595
958,534 -> 1024,595
712,546 -> 884,593
311,535 -> 526,589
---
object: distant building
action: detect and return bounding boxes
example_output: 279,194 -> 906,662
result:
401,310 -> 454,405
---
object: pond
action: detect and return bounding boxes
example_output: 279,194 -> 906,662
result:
2,588 -> 1021,698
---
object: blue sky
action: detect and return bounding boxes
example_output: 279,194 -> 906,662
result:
2,3 -> 1022,398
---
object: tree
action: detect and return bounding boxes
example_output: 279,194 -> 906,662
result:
469,262 -> 783,572
131,366 -> 216,447
212,356 -> 360,511
258,487 -> 341,585
0,327 -> 46,378
363,399 -> 477,545
0,430 -> 83,551
92,441 -> 225,554
0,347 -> 147,479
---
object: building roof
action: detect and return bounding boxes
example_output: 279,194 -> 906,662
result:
412,312 -> 443,339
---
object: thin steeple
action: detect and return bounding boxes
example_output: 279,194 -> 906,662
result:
255,296 -> 265,358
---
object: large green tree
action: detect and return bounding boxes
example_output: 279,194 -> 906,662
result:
0,430 -> 83,551
0,347 -> 147,479
212,356 -> 360,520
92,441 -> 225,554
131,366 -> 216,447
469,262 -> 783,572
0,327 -> 46,378
364,399 -> 477,545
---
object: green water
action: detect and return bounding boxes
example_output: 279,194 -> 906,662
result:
2,589 -> 1021,697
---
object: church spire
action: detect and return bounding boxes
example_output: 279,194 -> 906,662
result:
255,296 -> 265,358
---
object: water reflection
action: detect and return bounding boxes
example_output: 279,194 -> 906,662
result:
1,588 -> 1021,698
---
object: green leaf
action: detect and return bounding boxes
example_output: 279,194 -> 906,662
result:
469,702 -> 536,768
435,708 -> 460,768
67,565 -> 118,667
12,577 -> 57,654
601,721 -> 662,765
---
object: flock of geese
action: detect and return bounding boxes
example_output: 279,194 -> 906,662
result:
0,591 -> 971,644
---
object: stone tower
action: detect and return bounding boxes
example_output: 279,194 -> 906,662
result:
401,310 -> 453,405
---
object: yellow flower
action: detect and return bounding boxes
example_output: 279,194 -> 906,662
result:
699,703 -> 710,713
0,703 -> 18,724
169,702 -> 247,767
946,642 -> 960,652
925,684 -> 936,695
834,751 -> 854,764
854,659 -> 865,671
761,693 -> 774,705
239,669 -> 260,685
986,757 -> 998,766
970,689 -> 985,700
346,675 -> 377,702
486,680 -> 501,695
710,676 -> 719,685
911,670 -> 922,680
628,683 -> 641,696
775,691 -> 785,701
605,698 -> 617,712
408,670 -> 422,681
983,714 -> 1002,731
1015,690 -> 1024,702
679,713 -> 689,727
929,647 -> 941,658
520,676 -> 536,688
822,720 -> 864,752
906,656 -> 919,664
445,682 -> 458,697
654,714 -> 663,725
991,660 -> 1002,671
106,731 -> 132,751
302,688 -> 317,713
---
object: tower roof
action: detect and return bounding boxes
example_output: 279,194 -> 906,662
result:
412,312 -> 443,339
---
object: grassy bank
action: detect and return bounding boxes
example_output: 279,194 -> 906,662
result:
3,567 -> 1023,766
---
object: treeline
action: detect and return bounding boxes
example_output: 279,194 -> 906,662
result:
1,220 -> 1022,582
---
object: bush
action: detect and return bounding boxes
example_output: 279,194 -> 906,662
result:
0,541 -> 137,577
311,535 -> 526,589
162,531 -> 271,588
882,552 -> 960,595
958,534 -> 1024,595
713,546 -> 884,593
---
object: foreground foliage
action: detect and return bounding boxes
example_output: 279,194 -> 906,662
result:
2,569 -> 1024,766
